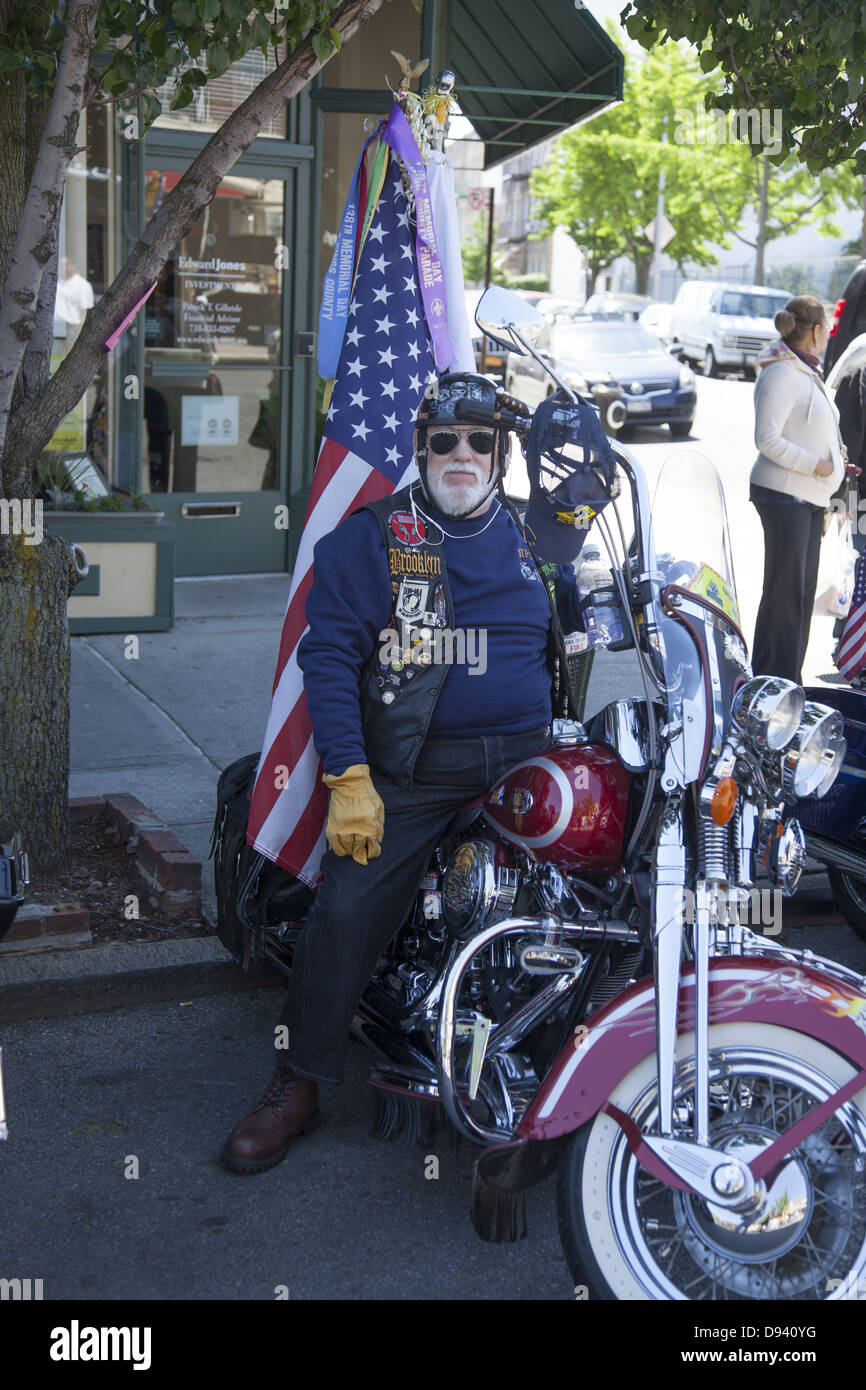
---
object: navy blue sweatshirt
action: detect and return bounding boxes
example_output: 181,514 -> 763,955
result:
298,498 -> 585,775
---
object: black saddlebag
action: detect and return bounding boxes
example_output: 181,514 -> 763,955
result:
210,752 -> 313,969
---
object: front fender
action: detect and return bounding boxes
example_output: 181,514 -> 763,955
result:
519,955 -> 866,1141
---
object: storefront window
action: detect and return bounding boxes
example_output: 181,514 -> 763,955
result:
143,172 -> 286,493
154,50 -> 287,139
42,106 -> 115,491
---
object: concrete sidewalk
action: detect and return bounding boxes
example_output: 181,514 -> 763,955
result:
69,575 -> 291,923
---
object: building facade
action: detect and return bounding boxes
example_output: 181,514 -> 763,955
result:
45,0 -> 621,578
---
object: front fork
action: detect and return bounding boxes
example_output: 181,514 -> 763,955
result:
651,795 -> 721,1142
652,797 -> 758,1141
651,796 -> 685,1137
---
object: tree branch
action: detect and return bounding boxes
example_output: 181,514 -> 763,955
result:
3,0 -> 386,496
0,0 -> 100,485
705,181 -> 755,246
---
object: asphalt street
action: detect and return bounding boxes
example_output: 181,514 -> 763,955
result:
0,987 -> 572,1301
3,908 -> 866,1302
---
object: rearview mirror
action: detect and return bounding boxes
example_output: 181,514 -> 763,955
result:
475,286 -> 545,355
826,332 -> 866,391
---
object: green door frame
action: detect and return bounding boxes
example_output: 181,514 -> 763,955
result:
116,106 -> 318,574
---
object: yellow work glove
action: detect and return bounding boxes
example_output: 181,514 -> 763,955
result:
322,763 -> 385,865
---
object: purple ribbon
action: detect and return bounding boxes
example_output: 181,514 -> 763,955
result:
380,105 -> 456,373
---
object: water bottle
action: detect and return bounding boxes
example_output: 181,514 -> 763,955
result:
576,545 -> 624,649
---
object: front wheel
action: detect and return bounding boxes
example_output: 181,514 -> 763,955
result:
829,867 -> 866,941
557,1022 -> 866,1300
701,346 -> 718,377
669,420 -> 693,438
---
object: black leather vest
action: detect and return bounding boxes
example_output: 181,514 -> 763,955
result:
358,485 -> 578,787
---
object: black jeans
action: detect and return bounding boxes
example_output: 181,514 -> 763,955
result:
275,727 -> 548,1084
752,499 -> 824,685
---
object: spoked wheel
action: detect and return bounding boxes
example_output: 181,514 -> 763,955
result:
557,1023 -> 866,1300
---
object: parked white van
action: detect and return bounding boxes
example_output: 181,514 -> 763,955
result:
671,280 -> 792,377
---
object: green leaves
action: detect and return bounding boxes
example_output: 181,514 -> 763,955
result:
310,27 -> 336,66
0,45 -> 21,74
620,0 -> 864,173
205,43 -> 230,76
1,0 -> 342,124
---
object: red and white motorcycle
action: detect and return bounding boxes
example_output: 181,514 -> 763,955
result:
217,288 -> 866,1300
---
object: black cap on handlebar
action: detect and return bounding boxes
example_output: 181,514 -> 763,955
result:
523,389 -> 618,564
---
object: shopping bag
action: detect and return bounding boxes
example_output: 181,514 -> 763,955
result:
814,512 -> 857,617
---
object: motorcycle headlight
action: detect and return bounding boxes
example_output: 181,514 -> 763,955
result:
731,676 -> 805,752
812,737 -> 847,799
781,703 -> 846,799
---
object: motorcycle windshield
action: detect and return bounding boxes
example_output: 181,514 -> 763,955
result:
650,452 -> 746,780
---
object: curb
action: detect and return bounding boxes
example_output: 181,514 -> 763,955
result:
0,937 -> 284,1023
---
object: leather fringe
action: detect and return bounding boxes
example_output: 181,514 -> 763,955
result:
370,1088 -> 445,1149
470,1165 -> 528,1243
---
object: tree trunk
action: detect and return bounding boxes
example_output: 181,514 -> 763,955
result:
633,252 -> 652,296
0,531 -> 77,875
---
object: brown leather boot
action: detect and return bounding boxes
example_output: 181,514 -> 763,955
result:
222,1064 -> 320,1174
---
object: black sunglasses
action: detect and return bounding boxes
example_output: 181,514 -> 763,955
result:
428,429 -> 496,457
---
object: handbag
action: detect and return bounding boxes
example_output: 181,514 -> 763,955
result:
814,510 -> 857,617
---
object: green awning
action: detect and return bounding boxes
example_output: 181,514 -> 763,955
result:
442,0 -> 623,167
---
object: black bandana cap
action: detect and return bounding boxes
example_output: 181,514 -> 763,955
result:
523,388 -> 618,563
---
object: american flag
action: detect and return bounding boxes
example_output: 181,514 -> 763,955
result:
836,551 -> 866,682
246,152 -> 436,886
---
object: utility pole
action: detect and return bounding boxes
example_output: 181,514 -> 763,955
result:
484,187 -> 495,288
651,113 -> 667,301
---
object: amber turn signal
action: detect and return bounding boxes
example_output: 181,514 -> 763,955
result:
710,776 -> 738,826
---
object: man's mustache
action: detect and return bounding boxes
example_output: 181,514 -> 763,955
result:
441,463 -> 486,482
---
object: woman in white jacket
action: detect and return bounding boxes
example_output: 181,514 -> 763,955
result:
750,295 -> 845,683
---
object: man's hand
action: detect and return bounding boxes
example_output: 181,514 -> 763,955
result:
322,764 -> 384,865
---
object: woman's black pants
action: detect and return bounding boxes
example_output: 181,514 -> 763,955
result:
752,499 -> 824,684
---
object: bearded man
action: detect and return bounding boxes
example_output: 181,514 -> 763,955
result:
222,372 -> 589,1172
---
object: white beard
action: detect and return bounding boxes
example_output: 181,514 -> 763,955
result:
426,461 -> 495,518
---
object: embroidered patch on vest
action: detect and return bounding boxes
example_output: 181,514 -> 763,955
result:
389,510 -> 426,546
395,578 -> 429,621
